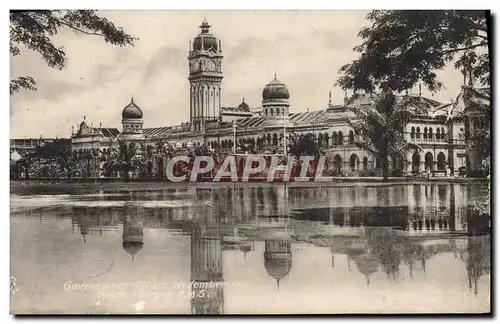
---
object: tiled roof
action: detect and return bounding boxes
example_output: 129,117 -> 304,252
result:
289,110 -> 329,125
144,127 -> 173,138
235,116 -> 266,128
221,106 -> 253,115
97,128 -> 120,138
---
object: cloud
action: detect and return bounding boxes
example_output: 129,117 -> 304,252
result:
142,46 -> 185,82
9,11 -> 467,139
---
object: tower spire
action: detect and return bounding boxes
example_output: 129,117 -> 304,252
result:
274,72 -> 277,80
131,96 -> 134,103
328,90 -> 332,105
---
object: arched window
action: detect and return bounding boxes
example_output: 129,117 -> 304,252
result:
416,127 -> 421,139
332,132 -> 337,146
349,130 -> 354,144
411,127 -> 415,139
338,131 -> 344,145
437,152 -> 446,170
333,155 -> 342,173
429,127 -> 433,141
272,133 -> 278,145
424,127 -> 428,140
425,152 -> 433,170
441,127 -> 446,141
412,152 -> 421,174
363,157 -> 368,170
324,133 -> 329,147
349,154 -> 359,172
270,108 -> 274,116
436,128 -> 441,141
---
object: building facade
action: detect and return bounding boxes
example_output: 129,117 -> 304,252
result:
67,19 -> 488,177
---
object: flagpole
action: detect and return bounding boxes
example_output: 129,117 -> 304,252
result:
233,119 -> 236,155
283,121 -> 286,158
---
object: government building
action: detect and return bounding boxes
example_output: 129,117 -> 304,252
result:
68,19 -> 489,177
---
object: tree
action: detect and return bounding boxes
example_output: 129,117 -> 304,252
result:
336,10 -> 489,93
287,133 -> 321,159
346,91 -> 429,180
114,140 -> 139,181
57,145 -> 76,179
10,10 -> 135,95
336,10 -> 490,180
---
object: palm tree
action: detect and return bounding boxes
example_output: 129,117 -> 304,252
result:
139,143 -> 155,178
154,139 -> 169,179
115,140 -> 138,181
345,89 -> 429,180
288,133 -> 317,158
58,146 -> 75,179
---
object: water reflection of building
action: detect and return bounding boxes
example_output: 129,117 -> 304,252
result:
190,206 -> 224,315
342,239 -> 379,285
407,184 -> 470,234
459,235 -> 491,296
122,208 -> 144,261
239,242 -> 253,259
70,207 -> 121,242
262,184 -> 293,291
264,235 -> 292,290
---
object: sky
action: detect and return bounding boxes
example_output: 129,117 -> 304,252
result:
10,10 -> 467,139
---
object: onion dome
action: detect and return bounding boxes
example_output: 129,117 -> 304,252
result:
192,18 -> 219,52
264,255 -> 292,290
122,97 -> 143,119
122,241 -> 144,261
264,238 -> 292,290
239,243 -> 252,259
262,74 -> 290,101
238,98 -> 250,111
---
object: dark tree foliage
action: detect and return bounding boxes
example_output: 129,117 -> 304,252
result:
336,10 -> 489,93
10,10 -> 135,95
288,133 -> 320,159
345,91 -> 430,180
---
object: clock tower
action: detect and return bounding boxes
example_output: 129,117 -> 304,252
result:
188,19 -> 223,132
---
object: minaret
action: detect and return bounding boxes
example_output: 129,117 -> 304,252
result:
188,19 -> 224,133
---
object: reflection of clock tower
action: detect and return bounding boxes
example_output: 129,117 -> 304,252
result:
188,18 -> 223,132
190,223 -> 224,314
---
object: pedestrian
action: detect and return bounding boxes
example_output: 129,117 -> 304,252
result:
426,166 -> 431,179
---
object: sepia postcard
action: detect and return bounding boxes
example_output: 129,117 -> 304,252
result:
9,9 -> 491,315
